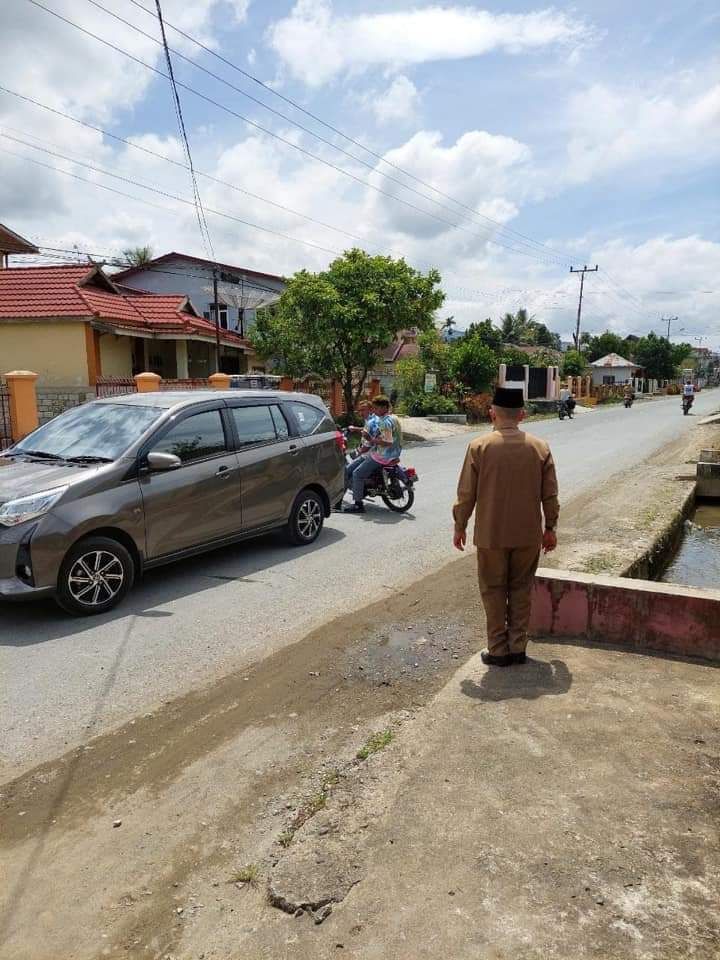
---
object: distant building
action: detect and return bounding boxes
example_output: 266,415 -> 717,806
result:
0,263 -> 251,385
112,252 -> 285,340
590,353 -> 642,386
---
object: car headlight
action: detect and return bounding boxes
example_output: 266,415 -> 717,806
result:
0,486 -> 68,527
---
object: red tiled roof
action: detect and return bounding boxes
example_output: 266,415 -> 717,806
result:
0,264 -> 249,347
0,265 -> 95,317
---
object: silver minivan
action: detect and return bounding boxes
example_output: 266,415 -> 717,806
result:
0,391 -> 345,615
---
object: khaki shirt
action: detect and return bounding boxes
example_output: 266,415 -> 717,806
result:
453,427 -> 559,549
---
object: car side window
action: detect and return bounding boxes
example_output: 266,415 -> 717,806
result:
151,409 -> 227,463
231,405 -> 285,447
287,402 -> 328,436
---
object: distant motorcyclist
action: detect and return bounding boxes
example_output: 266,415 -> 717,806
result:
558,385 -> 575,419
623,383 -> 635,408
345,396 -> 402,514
682,380 -> 695,414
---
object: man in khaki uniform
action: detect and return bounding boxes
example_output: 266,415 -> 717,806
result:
453,386 -> 559,666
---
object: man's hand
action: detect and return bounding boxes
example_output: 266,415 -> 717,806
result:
453,529 -> 466,551
542,529 -> 557,553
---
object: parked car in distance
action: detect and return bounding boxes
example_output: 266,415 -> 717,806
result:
228,374 -> 282,390
0,391 -> 345,616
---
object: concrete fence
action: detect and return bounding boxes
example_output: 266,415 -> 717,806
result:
531,568 -> 720,663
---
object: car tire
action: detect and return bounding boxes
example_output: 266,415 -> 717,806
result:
56,535 -> 134,616
287,489 -> 325,546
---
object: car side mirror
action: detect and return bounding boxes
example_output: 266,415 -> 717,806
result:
146,451 -> 182,471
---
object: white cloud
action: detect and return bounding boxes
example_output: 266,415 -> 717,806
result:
369,75 -> 420,126
366,129 -> 530,241
247,47 -> 257,65
564,72 -> 720,184
268,0 -> 592,87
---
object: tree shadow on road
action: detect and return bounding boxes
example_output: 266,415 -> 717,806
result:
460,657 -> 573,702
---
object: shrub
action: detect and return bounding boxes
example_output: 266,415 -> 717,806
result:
402,392 -> 460,416
462,392 -> 493,422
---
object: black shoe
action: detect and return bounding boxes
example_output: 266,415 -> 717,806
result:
344,502 -> 365,514
480,650 -> 514,667
511,651 -> 527,664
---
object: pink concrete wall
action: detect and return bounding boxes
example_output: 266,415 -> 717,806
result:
531,568 -> 720,662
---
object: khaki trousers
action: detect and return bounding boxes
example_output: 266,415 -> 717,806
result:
476,546 -> 540,655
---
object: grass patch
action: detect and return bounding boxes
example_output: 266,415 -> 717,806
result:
581,551 -> 622,574
229,863 -> 260,886
638,504 -> 661,530
356,729 -> 394,761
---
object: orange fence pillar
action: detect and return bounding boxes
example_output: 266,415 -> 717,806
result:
134,372 -> 161,392
209,372 -> 231,390
279,376 -> 294,392
5,370 -> 39,441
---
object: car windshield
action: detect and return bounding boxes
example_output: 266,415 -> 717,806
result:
12,402 -> 164,461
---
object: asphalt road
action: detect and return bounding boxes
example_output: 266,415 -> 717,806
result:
2,390 -> 717,774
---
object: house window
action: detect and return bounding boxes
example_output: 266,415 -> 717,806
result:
602,375 -> 616,385
207,303 -> 228,329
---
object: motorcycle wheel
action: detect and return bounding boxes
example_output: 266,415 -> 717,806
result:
382,481 -> 414,513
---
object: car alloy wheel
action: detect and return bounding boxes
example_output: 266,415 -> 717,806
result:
67,549 -> 125,607
297,497 -> 323,540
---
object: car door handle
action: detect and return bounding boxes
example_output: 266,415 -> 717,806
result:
288,443 -> 300,455
216,464 -> 233,477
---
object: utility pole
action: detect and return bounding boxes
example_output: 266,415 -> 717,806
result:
570,264 -> 598,349
662,315 -> 679,340
212,266 -> 221,374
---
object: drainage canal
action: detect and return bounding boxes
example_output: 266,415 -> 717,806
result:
662,501 -> 720,590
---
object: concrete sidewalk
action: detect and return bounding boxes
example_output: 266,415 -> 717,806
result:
245,642 -> 720,959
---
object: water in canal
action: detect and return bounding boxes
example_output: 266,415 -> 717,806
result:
662,502 -> 720,590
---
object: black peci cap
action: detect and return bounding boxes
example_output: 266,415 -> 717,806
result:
492,386 -> 525,409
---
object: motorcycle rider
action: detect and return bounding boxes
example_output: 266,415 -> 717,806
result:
683,379 -> 695,411
345,395 -> 402,514
344,398 -> 380,494
623,383 -> 635,406
559,384 -> 575,419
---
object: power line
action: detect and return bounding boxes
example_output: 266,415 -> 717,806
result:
152,0 -> 213,262
0,122 -> 499,301
110,0 -> 582,267
21,0 -> 573,269
0,143 -> 343,257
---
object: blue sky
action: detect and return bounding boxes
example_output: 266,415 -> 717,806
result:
2,0 -> 719,345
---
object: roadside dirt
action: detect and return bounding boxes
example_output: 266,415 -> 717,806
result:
2,421 -> 718,960
0,556 -> 481,960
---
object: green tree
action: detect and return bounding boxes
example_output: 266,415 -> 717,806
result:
562,350 -> 587,377
464,318 -> 504,354
121,245 -> 153,267
418,328 -> 451,385
395,356 -> 426,398
585,331 -> 629,362
632,332 -> 679,380
449,337 -> 499,393
250,248 -> 444,417
671,342 -> 693,367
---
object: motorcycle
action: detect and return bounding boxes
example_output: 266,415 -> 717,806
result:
682,394 -> 694,416
624,395 -> 634,408
342,430 -> 418,513
558,397 -> 575,420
